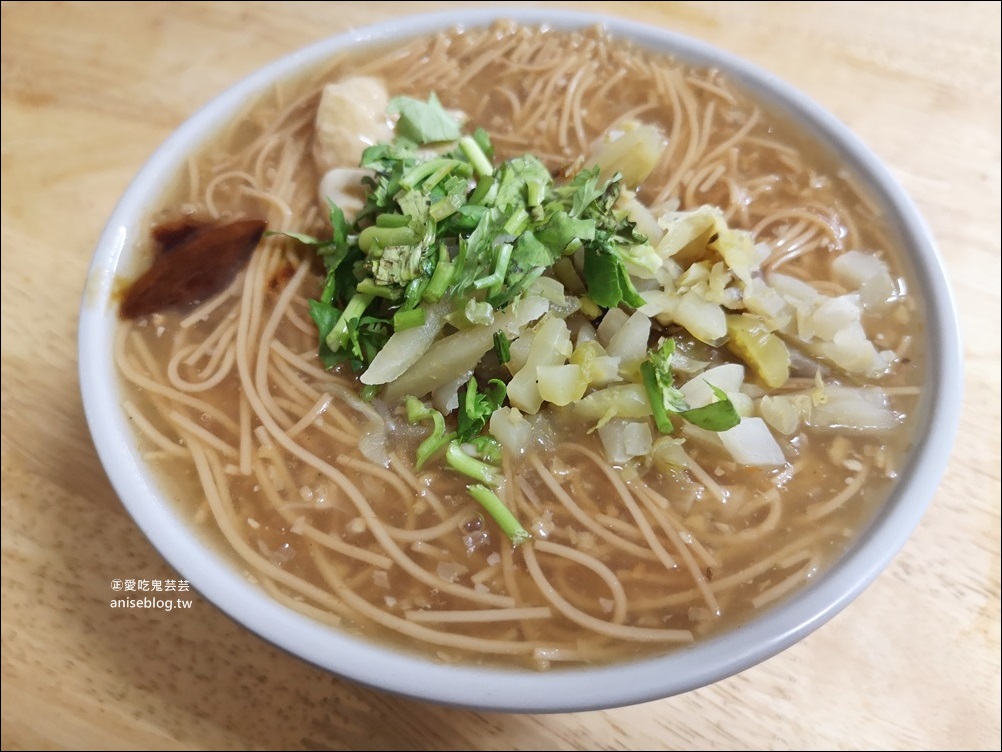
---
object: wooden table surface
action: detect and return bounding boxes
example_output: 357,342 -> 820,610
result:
2,2 -> 999,749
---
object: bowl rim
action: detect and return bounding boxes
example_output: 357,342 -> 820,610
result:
77,6 -> 964,712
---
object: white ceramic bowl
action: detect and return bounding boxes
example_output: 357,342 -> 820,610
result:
78,8 -> 962,712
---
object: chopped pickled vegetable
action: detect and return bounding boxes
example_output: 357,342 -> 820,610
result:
726,313 -> 791,389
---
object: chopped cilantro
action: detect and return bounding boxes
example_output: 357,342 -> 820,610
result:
387,93 -> 462,145
641,338 -> 741,434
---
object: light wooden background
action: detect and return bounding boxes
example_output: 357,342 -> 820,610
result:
2,2 -> 999,749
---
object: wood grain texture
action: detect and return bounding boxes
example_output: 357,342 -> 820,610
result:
1,1 -> 999,749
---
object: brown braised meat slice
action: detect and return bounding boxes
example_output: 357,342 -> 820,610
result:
120,217 -> 267,319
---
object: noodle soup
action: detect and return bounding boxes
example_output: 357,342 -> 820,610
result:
113,21 -> 924,670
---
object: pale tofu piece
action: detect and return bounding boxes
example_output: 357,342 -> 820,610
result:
313,76 -> 393,172
317,168 -> 372,222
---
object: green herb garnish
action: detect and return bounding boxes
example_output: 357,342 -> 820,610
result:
641,338 -> 741,434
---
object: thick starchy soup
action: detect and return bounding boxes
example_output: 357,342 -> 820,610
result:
115,22 -> 924,669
